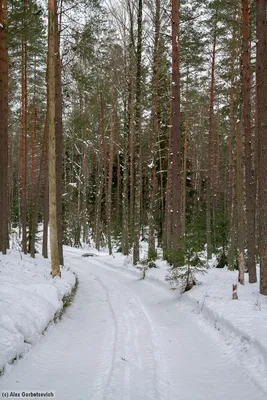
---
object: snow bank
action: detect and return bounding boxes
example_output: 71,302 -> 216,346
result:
0,250 -> 75,373
182,267 -> 267,394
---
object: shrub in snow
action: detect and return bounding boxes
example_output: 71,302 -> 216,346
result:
148,261 -> 157,269
216,252 -> 228,268
166,252 -> 207,292
139,260 -> 158,279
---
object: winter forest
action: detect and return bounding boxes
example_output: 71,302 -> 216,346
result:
0,0 -> 267,398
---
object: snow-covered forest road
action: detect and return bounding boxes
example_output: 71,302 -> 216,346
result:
0,250 -> 265,400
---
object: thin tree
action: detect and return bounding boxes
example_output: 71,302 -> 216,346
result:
106,108 -> 115,255
21,0 -> 28,254
148,0 -> 161,261
170,0 -> 183,267
133,0 -> 143,264
256,0 -> 267,295
55,0 -> 64,265
206,13 -> 217,260
242,0 -> 256,283
236,122 -> 245,285
0,0 -> 8,254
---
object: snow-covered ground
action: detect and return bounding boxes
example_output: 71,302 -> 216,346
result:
0,249 -> 75,374
0,245 -> 266,400
89,248 -> 267,396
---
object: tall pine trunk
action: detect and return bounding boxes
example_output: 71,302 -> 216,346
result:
55,0 -> 64,265
170,0 -> 183,268
236,122 -> 245,285
0,0 -> 8,254
48,0 -> 60,277
133,0 -> 143,265
242,0 -> 256,283
256,0 -> 267,295
42,110 -> 49,258
29,92 -> 37,256
148,0 -> 161,261
207,18 -> 217,260
21,0 -> 28,254
106,109 -> 115,255
228,8 -> 237,268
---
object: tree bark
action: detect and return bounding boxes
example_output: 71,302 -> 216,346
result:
29,94 -> 37,257
228,8 -> 237,268
48,0 -> 60,277
133,0 -> 143,265
106,109 -> 115,255
236,122 -> 245,285
242,0 -> 256,283
0,0 -> 8,254
207,17 -> 217,260
55,0 -> 64,265
181,68 -> 189,244
170,0 -> 183,268
256,0 -> 267,295
21,0 -> 28,254
122,96 -> 129,255
42,111 -> 49,258
148,0 -> 160,261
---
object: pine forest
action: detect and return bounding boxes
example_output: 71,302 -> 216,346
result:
0,1 -> 267,397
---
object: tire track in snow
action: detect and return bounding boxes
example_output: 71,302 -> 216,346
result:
85,259 -> 176,400
87,267 -> 157,400
87,274 -> 118,400
66,264 -> 118,400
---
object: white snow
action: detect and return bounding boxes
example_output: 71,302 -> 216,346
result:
89,248 -> 267,396
0,246 -> 266,399
0,249 -> 75,374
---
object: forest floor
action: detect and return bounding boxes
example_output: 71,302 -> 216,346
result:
0,245 -> 266,400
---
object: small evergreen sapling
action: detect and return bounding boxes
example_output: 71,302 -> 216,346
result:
166,250 -> 207,292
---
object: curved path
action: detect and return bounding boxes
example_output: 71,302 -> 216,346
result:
0,250 -> 265,400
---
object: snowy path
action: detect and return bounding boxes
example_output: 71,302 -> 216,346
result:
0,251 -> 265,400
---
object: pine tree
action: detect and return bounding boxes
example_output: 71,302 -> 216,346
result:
256,0 -> 267,295
48,0 -> 60,277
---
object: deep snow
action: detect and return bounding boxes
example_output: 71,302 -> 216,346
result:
0,249 -> 75,374
0,247 -> 266,400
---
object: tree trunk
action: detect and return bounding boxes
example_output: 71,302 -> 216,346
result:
29,95 -> 37,257
236,122 -> 245,285
48,0 -> 60,277
55,0 -> 63,265
242,0 -> 256,283
122,97 -> 129,255
21,0 -> 28,254
95,102 -> 104,251
115,118 -> 121,234
106,109 -> 115,255
170,0 -> 183,268
256,0 -> 267,295
0,0 -> 8,254
129,75 -> 135,247
181,68 -> 189,243
42,111 -> 49,258
148,0 -> 160,261
207,18 -> 217,260
133,0 -> 143,265
31,118 -> 47,259
228,8 -> 237,268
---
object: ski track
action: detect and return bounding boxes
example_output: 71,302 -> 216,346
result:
0,251 -> 266,400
